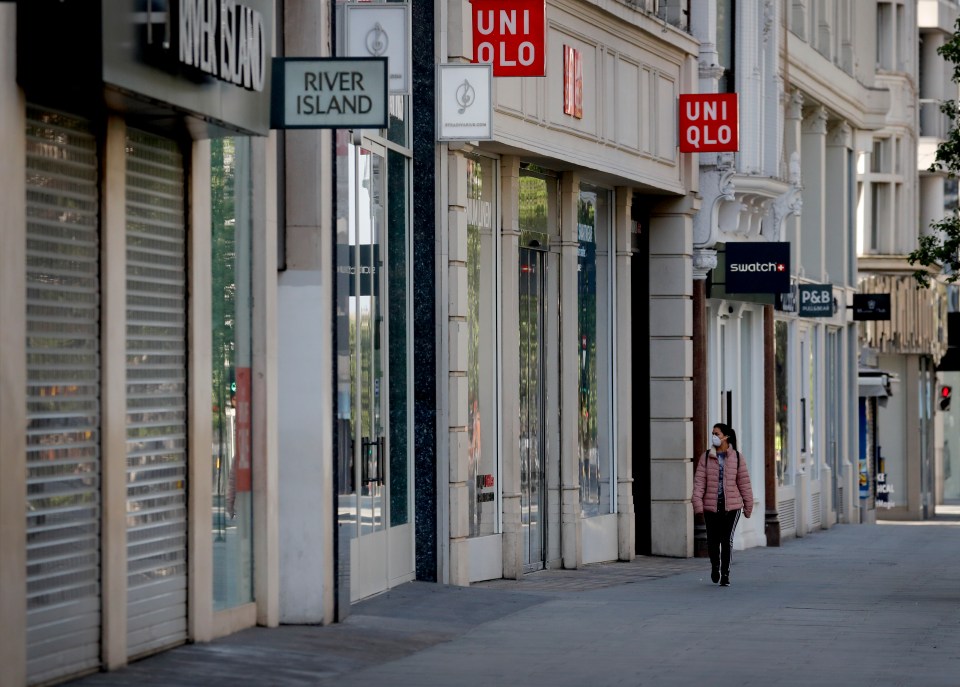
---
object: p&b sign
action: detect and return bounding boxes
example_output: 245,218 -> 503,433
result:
678,94 -> 739,153
798,284 -> 834,317
471,0 -> 546,77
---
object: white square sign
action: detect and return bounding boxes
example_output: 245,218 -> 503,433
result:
344,4 -> 410,95
437,64 -> 493,141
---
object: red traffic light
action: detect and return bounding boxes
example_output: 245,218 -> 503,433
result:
942,385 -> 952,398
940,385 -> 953,411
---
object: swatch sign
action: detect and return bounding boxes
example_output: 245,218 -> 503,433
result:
724,242 -> 790,294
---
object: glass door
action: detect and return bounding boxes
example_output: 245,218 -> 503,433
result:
519,245 -> 547,571
339,138 -> 414,602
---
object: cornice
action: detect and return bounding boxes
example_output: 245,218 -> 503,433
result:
785,32 -> 890,130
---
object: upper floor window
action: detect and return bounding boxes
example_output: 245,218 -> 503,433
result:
877,1 -> 909,72
717,0 -> 735,93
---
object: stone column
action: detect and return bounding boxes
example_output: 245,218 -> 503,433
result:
649,197 -> 695,558
615,187 -> 635,561
559,171 -> 583,568
447,150 -> 471,585
500,156 -> 523,578
691,248 -> 716,557
801,105 -> 828,282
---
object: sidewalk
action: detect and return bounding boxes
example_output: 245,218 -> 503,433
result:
68,515 -> 960,687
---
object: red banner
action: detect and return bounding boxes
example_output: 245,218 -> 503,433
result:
471,0 -> 546,77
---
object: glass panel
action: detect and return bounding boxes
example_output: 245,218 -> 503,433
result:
388,95 -> 408,147
808,333 -> 818,479
211,137 -> 254,611
388,149 -> 409,526
775,320 -> 791,485
353,145 -> 386,536
519,247 -> 545,566
336,130 -> 357,542
467,155 -> 498,537
578,184 -> 613,517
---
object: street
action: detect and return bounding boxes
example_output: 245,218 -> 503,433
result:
68,511 -> 960,687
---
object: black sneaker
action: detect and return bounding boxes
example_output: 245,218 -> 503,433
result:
711,567 -> 720,584
719,574 -> 730,587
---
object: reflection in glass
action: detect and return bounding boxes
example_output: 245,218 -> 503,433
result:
578,185 -> 613,517
519,247 -> 546,567
211,137 -> 254,611
775,320 -> 790,485
467,155 -> 498,537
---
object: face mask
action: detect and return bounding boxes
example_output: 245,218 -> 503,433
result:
711,435 -> 722,448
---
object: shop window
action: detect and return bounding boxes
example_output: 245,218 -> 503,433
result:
211,137 -> 254,611
466,155 -> 498,537
775,320 -> 791,486
578,184 -> 614,517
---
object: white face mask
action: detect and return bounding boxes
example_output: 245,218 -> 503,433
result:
711,435 -> 722,448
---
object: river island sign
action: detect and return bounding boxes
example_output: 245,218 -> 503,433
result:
271,57 -> 388,129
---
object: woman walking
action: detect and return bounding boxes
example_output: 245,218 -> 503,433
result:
692,423 -> 754,586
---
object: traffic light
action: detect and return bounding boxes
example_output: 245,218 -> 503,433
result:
940,385 -> 952,412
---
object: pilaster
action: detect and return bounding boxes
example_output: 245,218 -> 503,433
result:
615,187 -> 635,561
0,6 -> 27,681
649,198 -> 694,558
500,156 -> 523,578
801,105 -> 828,281
447,150 -> 470,586
560,171 -> 582,569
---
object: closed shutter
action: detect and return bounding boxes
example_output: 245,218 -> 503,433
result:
25,107 -> 102,684
125,129 -> 188,658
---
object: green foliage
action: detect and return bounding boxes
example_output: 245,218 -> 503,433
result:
909,19 -> 960,286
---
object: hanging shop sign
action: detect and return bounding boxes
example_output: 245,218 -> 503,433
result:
437,64 -> 494,141
19,0 -> 274,135
852,293 -> 892,321
471,0 -> 546,77
724,242 -> 790,294
798,284 -> 834,317
343,3 -> 410,95
270,57 -> 388,129
678,93 -> 739,153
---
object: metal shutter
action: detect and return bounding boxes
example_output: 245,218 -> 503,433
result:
24,107 -> 102,684
125,129 -> 188,658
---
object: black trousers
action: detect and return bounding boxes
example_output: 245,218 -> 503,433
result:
703,496 -> 741,575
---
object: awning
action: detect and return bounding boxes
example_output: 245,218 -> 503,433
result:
858,369 -> 898,400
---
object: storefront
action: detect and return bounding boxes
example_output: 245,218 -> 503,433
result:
1,2 -> 278,684
441,0 -> 699,581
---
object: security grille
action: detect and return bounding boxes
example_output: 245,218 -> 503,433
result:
24,106 -> 102,685
125,129 -> 188,658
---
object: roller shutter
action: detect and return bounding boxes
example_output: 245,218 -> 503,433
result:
24,107 -> 102,684
125,129 -> 189,658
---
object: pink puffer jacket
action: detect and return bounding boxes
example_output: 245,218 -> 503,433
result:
692,448 -> 754,517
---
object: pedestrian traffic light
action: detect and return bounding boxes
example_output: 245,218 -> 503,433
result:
940,385 -> 952,412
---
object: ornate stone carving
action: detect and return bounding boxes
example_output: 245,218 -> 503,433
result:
693,248 -> 718,280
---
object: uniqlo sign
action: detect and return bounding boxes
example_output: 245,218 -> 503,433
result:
678,93 -> 739,153
471,0 -> 546,77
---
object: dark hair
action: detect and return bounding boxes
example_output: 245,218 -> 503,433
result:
713,423 -> 738,450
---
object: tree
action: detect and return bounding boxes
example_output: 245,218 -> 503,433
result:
909,19 -> 960,287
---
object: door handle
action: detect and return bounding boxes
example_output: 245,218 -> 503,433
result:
362,436 -> 384,484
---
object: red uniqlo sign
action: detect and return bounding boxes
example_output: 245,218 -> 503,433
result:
471,0 -> 546,77
678,93 -> 739,153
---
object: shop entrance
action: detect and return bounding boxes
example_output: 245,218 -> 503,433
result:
339,138 -> 414,602
519,244 -> 547,571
